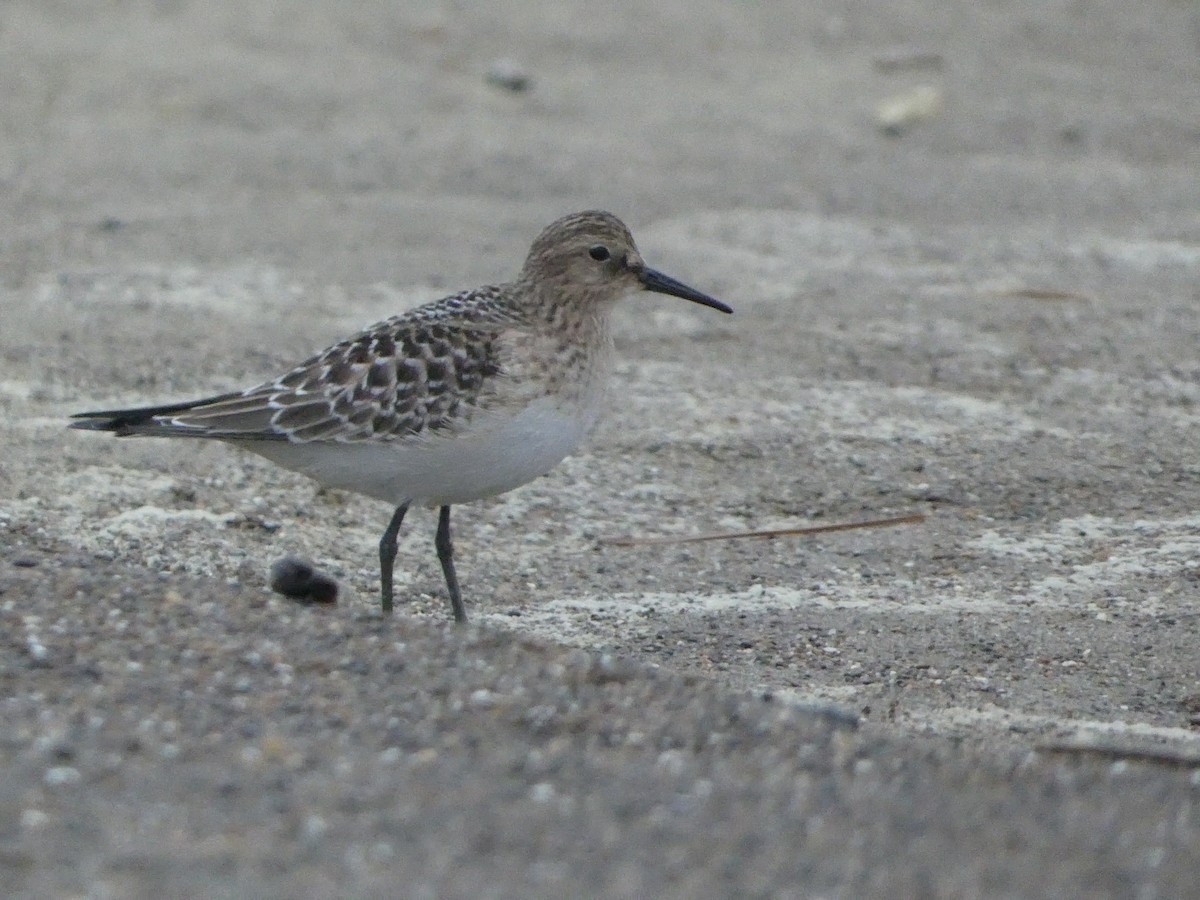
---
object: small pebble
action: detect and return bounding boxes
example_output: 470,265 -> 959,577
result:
302,815 -> 329,842
269,557 -> 339,605
876,84 -> 943,136
486,58 -> 531,93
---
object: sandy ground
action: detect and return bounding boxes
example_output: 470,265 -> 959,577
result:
2,1 -> 1199,896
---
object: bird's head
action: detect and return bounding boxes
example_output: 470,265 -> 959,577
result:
520,210 -> 732,315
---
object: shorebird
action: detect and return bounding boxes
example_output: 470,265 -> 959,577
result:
71,211 -> 732,622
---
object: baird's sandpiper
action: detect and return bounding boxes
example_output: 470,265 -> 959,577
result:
71,211 -> 732,622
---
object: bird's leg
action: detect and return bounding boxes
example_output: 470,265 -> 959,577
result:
435,505 -> 468,624
378,503 -> 409,614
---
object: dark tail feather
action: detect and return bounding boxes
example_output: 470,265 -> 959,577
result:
69,391 -> 243,435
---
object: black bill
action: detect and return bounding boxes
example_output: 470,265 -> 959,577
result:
639,267 -> 732,314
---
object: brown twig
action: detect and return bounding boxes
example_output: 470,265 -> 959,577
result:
1036,740 -> 1200,768
598,513 -> 926,547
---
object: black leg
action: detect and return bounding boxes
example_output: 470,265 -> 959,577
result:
378,503 -> 409,614
435,505 -> 468,624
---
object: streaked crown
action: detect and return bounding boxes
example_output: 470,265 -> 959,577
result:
518,210 -> 647,302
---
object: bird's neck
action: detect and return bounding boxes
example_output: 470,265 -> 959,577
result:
517,284 -> 617,405
518,281 -> 612,342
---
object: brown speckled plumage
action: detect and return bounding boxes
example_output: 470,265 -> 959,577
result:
157,288 -> 517,443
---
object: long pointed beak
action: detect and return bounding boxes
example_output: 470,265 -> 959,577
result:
639,267 -> 732,314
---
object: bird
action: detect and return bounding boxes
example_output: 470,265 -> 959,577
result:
70,210 -> 732,622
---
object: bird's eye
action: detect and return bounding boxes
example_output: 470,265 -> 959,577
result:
588,245 -> 610,262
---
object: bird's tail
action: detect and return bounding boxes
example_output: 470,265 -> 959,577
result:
69,391 -> 243,436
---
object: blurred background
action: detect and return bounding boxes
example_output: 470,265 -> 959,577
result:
4,1 -> 1196,290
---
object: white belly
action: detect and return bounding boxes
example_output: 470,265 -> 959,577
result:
244,396 -> 598,507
